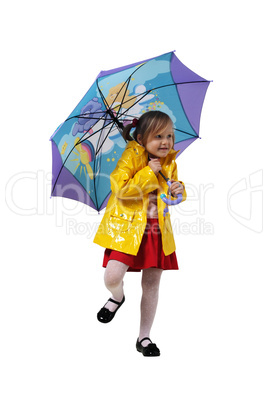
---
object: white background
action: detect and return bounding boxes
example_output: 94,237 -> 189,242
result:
1,0 -> 267,401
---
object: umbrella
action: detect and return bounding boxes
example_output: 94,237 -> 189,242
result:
50,51 -> 210,212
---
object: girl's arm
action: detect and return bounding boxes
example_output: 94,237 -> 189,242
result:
110,149 -> 159,199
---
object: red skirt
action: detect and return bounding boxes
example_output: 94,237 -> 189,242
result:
103,218 -> 179,272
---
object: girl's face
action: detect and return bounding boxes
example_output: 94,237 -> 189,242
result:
141,121 -> 174,158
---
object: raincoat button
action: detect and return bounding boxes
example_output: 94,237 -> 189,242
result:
120,213 -> 124,217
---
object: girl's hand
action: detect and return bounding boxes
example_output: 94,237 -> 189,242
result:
169,180 -> 184,196
148,158 -> 162,175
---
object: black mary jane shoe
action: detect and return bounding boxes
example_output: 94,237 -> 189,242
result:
136,337 -> 160,357
97,296 -> 125,323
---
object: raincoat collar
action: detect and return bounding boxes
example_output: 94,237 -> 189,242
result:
125,140 -> 146,155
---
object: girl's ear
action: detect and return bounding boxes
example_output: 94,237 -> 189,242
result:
136,134 -> 143,146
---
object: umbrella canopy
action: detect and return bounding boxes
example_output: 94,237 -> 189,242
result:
50,51 -> 210,211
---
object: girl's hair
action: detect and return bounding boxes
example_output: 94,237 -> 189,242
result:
122,111 -> 174,146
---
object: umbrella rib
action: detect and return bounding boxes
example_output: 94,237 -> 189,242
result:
51,114 -> 112,202
96,77 -> 126,133
113,76 -> 133,120
173,128 -> 198,138
96,80 -> 122,128
97,62 -> 145,118
71,80 -> 205,145
94,67 -> 207,137
63,78 -> 207,132
96,63 -> 148,127
75,119 -> 118,145
116,80 -> 207,138
117,80 -> 209,112
88,64 -> 144,209
96,62 -> 146,115
79,112 -> 114,144
96,79 -> 110,110
93,116 -> 119,210
95,113 -> 114,156
51,141 -> 88,201
92,121 -> 106,211
95,120 -> 118,157
65,110 -> 107,122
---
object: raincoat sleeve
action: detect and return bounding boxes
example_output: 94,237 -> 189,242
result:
110,149 -> 159,199
170,160 -> 187,202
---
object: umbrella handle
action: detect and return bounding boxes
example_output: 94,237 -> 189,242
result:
160,192 -> 183,205
160,179 -> 183,214
157,170 -> 182,215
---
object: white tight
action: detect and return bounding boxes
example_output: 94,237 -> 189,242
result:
104,260 -> 163,343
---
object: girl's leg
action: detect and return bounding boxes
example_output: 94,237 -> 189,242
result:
139,268 -> 163,346
103,259 -> 129,312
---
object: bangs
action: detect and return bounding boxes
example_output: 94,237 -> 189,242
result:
143,113 -> 174,145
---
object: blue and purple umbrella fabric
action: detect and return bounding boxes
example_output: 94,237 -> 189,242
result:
50,51 -> 210,212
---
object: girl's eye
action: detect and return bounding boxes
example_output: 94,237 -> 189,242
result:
155,134 -> 173,139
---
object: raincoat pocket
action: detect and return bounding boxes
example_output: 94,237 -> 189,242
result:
109,206 -> 135,233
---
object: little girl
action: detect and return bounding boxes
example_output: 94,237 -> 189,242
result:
93,111 -> 186,356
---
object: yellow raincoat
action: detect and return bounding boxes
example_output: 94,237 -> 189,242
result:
93,140 -> 186,256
